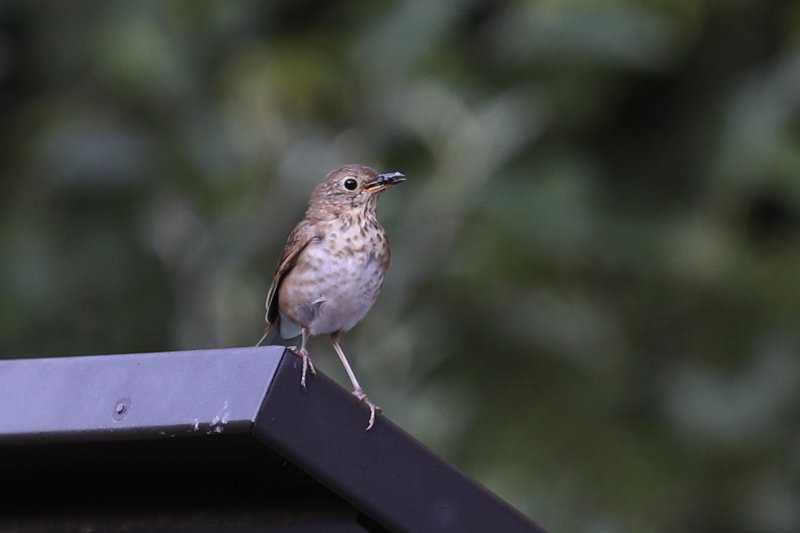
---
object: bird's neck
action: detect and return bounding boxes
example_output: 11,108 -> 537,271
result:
305,203 -> 378,225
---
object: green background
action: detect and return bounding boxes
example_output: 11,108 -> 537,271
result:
2,1 -> 799,531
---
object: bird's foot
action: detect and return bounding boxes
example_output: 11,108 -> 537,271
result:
287,346 -> 316,388
352,388 -> 381,431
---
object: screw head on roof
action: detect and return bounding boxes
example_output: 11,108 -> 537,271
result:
112,398 -> 130,421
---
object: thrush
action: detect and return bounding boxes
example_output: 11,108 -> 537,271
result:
257,164 -> 405,430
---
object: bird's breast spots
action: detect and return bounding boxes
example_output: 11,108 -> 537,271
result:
366,250 -> 379,268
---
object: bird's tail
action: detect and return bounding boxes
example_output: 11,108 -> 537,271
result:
256,324 -> 281,347
255,319 -> 301,347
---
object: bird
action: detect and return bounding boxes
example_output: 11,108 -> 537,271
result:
257,164 -> 406,430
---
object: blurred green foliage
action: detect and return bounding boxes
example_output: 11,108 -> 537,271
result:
2,0 -> 800,531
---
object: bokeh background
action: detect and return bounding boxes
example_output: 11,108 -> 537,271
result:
2,1 -> 800,531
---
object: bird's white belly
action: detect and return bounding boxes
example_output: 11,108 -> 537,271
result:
281,233 -> 387,335
313,260 -> 384,333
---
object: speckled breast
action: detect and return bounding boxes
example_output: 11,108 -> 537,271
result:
279,215 -> 390,335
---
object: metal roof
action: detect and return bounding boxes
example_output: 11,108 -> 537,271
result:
0,347 -> 544,532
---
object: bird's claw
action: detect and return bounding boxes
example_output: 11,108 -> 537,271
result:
287,346 -> 316,389
353,388 -> 381,431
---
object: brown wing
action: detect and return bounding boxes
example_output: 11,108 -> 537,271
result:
265,219 -> 317,325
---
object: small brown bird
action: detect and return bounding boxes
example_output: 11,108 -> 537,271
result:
258,164 -> 405,430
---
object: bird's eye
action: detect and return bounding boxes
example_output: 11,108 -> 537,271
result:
344,178 -> 358,191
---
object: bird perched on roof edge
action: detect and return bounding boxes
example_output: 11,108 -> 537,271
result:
257,164 -> 406,430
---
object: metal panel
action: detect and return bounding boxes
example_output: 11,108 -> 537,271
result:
0,346 -> 543,531
254,355 -> 545,533
0,347 -> 283,442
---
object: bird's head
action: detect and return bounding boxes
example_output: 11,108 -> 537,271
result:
309,164 -> 406,214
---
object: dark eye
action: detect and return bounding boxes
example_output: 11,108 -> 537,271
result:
344,178 -> 358,191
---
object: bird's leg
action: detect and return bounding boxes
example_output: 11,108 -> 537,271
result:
330,332 -> 381,431
288,327 -> 316,388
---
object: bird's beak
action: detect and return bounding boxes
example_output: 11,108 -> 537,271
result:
363,171 -> 406,193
